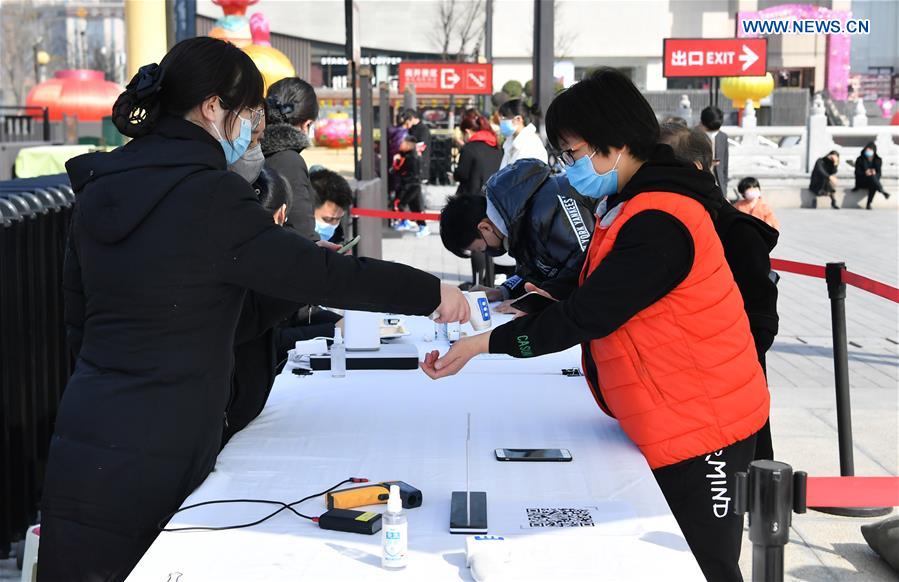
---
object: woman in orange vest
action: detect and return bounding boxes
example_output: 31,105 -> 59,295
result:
422,68 -> 769,582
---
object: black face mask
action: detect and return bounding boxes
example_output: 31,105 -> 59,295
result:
485,245 -> 507,257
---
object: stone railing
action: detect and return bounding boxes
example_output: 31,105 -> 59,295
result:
724,126 -> 807,178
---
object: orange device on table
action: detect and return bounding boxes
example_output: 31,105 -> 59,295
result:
326,481 -> 422,510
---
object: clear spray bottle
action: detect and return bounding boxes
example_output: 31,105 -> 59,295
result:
381,484 -> 408,569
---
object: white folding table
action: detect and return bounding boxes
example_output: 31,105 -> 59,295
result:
127,314 -> 704,581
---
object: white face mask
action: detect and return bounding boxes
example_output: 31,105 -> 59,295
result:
228,143 -> 265,184
743,188 -> 761,201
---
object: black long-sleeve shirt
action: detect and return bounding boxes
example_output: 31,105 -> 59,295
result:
490,210 -> 694,357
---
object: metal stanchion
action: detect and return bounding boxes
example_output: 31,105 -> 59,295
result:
814,262 -> 891,517
733,460 -> 807,582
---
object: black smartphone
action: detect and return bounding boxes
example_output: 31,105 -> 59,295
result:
509,291 -> 556,314
494,448 -> 572,462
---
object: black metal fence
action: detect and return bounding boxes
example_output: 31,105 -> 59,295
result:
0,174 -> 73,557
0,107 -> 51,143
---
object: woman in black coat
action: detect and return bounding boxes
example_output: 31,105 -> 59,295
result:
853,142 -> 890,209
454,109 -> 502,197
260,77 -> 320,240
809,150 -> 841,209
453,110 -> 503,287
40,37 -> 468,582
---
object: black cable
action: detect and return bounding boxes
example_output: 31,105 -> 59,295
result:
158,477 -> 366,532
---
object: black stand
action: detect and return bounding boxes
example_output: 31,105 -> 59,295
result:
814,263 -> 891,517
734,460 -> 807,582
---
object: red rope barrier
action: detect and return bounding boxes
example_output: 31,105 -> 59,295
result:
843,270 -> 899,304
770,258 -> 898,303
770,258 -> 826,279
350,208 -> 441,222
807,476 -> 899,508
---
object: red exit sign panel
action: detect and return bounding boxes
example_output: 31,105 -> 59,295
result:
663,38 -> 768,77
399,63 -> 493,95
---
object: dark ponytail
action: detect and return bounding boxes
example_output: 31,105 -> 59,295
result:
265,77 -> 319,126
498,99 -> 540,126
112,37 -> 264,138
459,108 -> 492,133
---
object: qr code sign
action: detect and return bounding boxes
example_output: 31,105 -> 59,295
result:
526,508 -> 595,528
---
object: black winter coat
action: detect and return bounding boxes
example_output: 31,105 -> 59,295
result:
715,204 -> 779,368
809,156 -> 838,194
487,159 -> 594,296
853,153 -> 882,191
49,116 -> 440,554
261,123 -> 319,241
454,139 -> 502,197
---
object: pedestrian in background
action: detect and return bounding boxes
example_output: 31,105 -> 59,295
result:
402,109 -> 432,183
699,106 -> 729,192
809,150 -> 841,209
853,142 -> 891,210
735,177 -> 780,230
262,77 -> 321,240
498,99 -> 548,169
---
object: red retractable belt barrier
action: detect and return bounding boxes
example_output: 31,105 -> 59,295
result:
771,258 -> 898,303
806,477 -> 899,508
842,270 -> 899,303
769,258 -> 826,279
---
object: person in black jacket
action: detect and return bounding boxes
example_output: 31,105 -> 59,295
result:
454,109 -> 503,288
699,106 -> 729,191
852,142 -> 890,209
391,136 -> 428,236
310,166 -> 353,244
441,159 -> 594,303
659,121 -> 779,460
42,37 -> 469,582
223,165 -> 298,447
454,110 -> 502,197
809,150 -> 841,209
261,77 -> 320,240
402,108 -> 432,183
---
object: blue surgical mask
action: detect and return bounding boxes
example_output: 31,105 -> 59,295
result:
212,114 -> 252,165
567,151 -> 621,199
315,219 -> 337,241
499,119 -> 516,138
864,149 -> 874,158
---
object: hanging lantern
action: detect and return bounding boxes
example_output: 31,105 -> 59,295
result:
720,73 -> 775,109
26,69 -> 123,122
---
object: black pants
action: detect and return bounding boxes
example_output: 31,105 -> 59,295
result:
653,432 -> 758,582
399,184 -> 426,227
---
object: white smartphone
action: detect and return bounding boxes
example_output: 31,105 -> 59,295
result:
337,235 -> 361,254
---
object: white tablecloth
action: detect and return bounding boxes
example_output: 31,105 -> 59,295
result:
128,314 -> 704,581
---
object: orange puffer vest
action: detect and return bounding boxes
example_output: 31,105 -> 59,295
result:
580,191 -> 769,469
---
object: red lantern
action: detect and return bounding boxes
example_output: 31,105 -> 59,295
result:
26,69 -> 123,122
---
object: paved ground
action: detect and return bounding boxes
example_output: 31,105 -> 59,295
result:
3,187 -> 896,581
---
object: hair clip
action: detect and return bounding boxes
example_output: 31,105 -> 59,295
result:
132,63 -> 164,101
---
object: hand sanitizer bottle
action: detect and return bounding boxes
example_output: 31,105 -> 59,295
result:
381,484 -> 408,569
331,328 -> 346,378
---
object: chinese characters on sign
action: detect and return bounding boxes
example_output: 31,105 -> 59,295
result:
398,63 -> 493,95
663,38 -> 768,78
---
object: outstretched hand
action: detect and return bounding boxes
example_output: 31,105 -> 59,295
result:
420,332 -> 491,380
